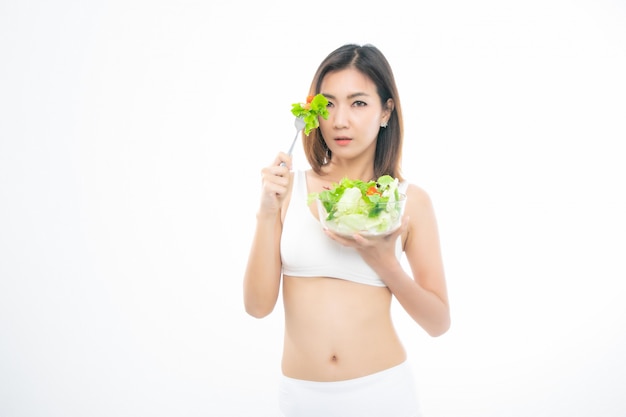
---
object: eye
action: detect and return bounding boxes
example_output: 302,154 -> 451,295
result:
326,101 -> 335,108
353,100 -> 367,107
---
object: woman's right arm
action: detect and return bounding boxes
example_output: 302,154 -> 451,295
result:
243,154 -> 291,318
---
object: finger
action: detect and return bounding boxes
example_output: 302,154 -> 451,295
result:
261,165 -> 290,183
351,233 -> 378,247
276,152 -> 293,169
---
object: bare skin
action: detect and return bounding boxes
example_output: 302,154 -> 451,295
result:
243,67 -> 450,382
282,276 -> 405,381
281,170 -> 406,381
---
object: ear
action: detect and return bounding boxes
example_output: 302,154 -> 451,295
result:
382,98 -> 395,123
385,98 -> 395,112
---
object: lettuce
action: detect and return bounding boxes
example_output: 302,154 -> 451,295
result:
308,175 -> 404,235
291,94 -> 329,135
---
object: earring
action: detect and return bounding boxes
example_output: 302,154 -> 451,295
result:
380,121 -> 388,128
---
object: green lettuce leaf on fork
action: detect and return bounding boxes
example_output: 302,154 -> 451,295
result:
291,94 -> 329,135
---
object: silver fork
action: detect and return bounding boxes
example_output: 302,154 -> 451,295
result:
280,117 -> 306,166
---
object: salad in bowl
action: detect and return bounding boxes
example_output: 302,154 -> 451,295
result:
308,175 -> 406,237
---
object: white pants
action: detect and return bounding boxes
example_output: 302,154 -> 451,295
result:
278,361 -> 423,417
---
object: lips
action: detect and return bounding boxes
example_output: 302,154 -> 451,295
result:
334,137 -> 352,146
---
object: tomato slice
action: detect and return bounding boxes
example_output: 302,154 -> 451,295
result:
366,186 -> 380,196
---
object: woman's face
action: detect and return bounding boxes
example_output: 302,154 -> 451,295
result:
318,68 -> 391,161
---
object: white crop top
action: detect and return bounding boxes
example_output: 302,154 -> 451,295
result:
280,170 -> 407,287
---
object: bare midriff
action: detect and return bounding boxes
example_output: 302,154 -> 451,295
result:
281,275 -> 406,382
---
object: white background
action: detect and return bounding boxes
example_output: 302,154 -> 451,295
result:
1,1 -> 625,416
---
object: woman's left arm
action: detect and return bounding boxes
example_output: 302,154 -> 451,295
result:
326,184 -> 451,336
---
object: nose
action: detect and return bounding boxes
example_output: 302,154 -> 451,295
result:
331,104 -> 348,129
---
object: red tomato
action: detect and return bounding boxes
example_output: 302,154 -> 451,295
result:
366,186 -> 380,196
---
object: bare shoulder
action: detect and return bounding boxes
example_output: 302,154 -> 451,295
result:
401,182 -> 441,253
404,182 -> 435,211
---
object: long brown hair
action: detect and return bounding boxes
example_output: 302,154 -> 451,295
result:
303,44 -> 404,181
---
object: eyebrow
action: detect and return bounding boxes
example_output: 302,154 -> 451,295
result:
322,92 -> 371,100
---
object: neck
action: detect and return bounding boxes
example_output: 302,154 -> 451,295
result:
323,159 -> 375,182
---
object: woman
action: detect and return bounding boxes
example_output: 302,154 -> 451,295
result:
243,43 -> 450,417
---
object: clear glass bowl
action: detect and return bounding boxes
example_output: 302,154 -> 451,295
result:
316,193 -> 407,237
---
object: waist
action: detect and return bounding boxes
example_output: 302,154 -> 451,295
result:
281,359 -> 413,388
281,276 -> 406,381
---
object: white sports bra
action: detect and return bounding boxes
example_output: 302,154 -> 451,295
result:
280,170 -> 406,287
